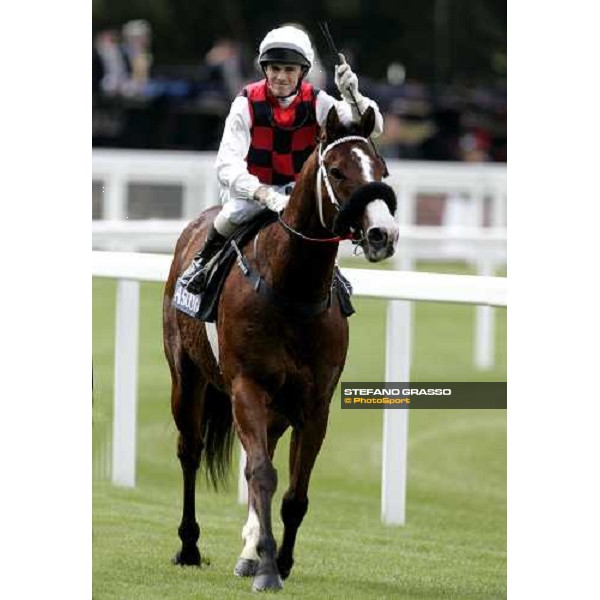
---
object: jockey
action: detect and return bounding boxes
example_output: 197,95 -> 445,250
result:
181,25 -> 384,293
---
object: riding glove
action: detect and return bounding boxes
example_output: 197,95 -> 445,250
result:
335,54 -> 359,101
254,186 -> 289,213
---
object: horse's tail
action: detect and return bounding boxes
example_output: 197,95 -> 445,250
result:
201,383 -> 235,489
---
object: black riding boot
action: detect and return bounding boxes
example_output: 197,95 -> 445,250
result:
180,226 -> 227,293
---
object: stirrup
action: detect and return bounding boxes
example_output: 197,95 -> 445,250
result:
186,265 -> 209,294
180,259 -> 201,285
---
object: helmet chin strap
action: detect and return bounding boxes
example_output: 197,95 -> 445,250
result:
271,88 -> 298,100
263,67 -> 307,99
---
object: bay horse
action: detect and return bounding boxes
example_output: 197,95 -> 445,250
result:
163,106 -> 399,592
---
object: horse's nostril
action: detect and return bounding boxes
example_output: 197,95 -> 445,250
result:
367,227 -> 387,248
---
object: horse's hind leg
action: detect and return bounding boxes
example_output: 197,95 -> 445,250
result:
170,355 -> 205,566
276,404 -> 329,580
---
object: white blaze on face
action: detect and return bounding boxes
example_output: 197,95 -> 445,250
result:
352,146 -> 374,182
240,505 -> 260,560
365,199 -> 395,227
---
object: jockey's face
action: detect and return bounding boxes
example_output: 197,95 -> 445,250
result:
265,63 -> 303,97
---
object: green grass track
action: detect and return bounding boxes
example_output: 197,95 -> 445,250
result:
93,262 -> 506,599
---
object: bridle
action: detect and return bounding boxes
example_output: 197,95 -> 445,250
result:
278,135 -> 371,244
316,135 -> 370,229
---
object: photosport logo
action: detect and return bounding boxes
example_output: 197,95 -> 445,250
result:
340,382 -> 507,409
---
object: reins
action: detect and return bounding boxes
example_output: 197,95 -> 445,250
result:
277,214 -> 357,243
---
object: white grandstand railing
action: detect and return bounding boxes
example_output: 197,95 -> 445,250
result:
92,250 -> 507,526
92,149 -> 507,227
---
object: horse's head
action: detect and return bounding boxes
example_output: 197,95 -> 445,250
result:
317,106 -> 399,262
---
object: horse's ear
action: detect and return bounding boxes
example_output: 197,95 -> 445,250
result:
361,106 -> 376,138
325,106 -> 341,142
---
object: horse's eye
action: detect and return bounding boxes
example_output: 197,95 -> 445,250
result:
329,167 -> 345,181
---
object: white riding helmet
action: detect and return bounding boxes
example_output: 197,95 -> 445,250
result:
258,26 -> 314,72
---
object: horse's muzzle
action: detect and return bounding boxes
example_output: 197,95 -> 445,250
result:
361,201 -> 399,262
362,226 -> 398,262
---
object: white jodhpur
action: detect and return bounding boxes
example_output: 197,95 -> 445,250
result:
213,197 -> 265,238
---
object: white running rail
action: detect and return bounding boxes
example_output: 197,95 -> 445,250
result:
92,250 -> 507,525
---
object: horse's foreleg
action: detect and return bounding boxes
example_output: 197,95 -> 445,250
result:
235,416 -> 288,578
277,405 -> 329,580
232,375 -> 283,591
171,369 -> 205,567
235,496 -> 260,577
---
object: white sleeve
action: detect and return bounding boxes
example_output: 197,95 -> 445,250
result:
316,90 -> 384,138
215,96 -> 262,200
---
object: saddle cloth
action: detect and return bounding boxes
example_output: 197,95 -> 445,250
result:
172,213 -> 354,322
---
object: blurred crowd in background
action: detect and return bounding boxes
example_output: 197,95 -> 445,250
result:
92,19 -> 506,164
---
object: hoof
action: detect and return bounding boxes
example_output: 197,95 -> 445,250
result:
172,547 -> 201,567
252,572 -> 283,592
234,557 -> 259,577
276,556 -> 294,580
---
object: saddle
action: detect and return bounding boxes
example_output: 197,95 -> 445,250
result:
172,212 -> 355,322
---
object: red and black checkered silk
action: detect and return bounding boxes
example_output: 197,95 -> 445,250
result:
243,80 -> 319,186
